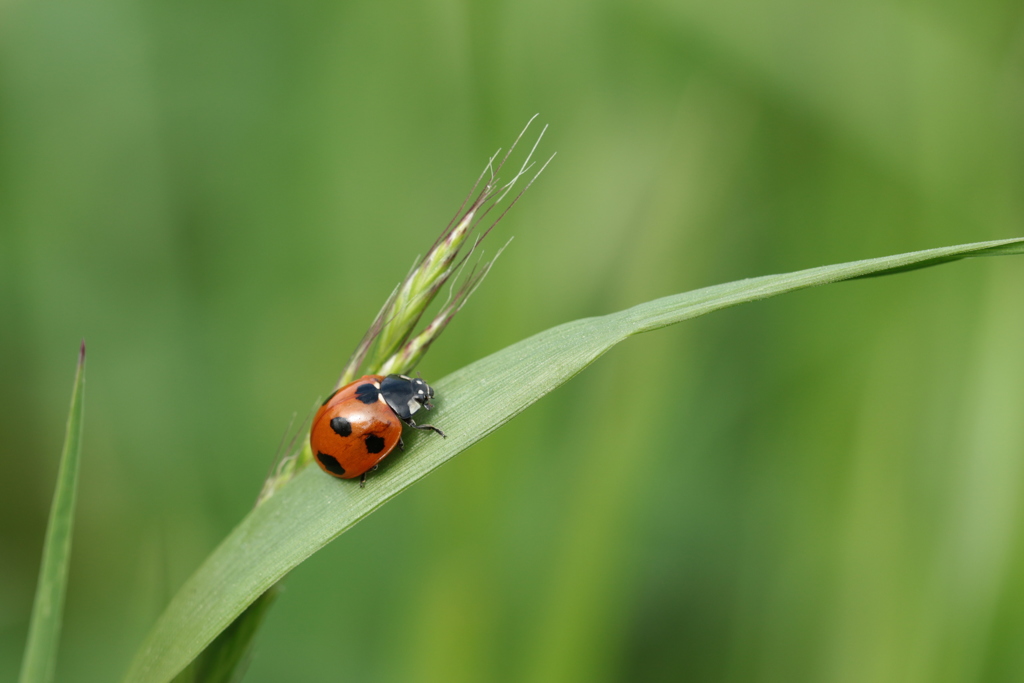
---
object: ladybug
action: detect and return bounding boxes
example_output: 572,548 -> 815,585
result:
311,374 -> 445,486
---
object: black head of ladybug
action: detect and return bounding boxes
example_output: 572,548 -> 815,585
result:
379,374 -> 436,421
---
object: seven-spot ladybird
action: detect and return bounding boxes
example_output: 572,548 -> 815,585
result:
310,374 -> 445,486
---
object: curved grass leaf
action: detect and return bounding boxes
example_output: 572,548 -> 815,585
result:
170,586 -> 280,683
19,343 -> 86,683
125,238 -> 1024,683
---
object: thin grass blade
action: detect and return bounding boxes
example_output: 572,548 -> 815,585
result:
19,343 -> 86,683
125,237 -> 1024,683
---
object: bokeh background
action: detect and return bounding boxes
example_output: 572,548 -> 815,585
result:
3,0 -> 1024,681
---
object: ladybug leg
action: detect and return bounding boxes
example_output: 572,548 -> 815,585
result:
359,473 -> 366,488
398,436 -> 405,451
405,418 -> 446,438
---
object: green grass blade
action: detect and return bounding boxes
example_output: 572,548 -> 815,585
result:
19,343 -> 86,683
171,587 -> 280,683
125,237 -> 1024,683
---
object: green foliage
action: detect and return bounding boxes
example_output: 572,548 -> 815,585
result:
171,588 -> 279,683
5,0 -> 1024,680
125,238 -> 1022,683
19,345 -> 86,683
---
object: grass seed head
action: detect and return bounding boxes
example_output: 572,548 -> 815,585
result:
258,117 -> 552,503
340,115 -> 553,385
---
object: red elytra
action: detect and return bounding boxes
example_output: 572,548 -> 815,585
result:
310,373 -> 444,484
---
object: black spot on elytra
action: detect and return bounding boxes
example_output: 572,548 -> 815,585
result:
364,434 -> 385,454
316,452 -> 347,476
330,416 -> 352,437
355,383 -> 379,404
321,388 -> 342,406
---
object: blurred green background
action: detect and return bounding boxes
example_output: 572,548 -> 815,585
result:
3,0 -> 1024,680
